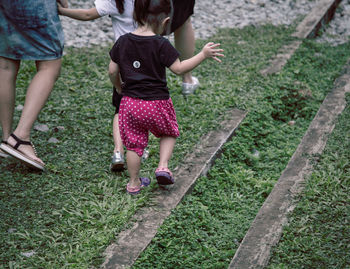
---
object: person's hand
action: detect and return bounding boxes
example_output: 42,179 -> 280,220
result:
202,42 -> 224,63
57,0 -> 68,8
57,2 -> 64,14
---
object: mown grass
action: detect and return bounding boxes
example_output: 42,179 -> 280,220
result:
267,93 -> 350,269
0,23 -> 349,268
133,35 -> 350,268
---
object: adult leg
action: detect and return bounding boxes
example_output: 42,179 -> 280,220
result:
0,57 -> 20,141
174,17 -> 195,84
7,58 -> 62,164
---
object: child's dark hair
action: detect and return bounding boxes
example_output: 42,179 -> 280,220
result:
115,0 -> 125,14
133,0 -> 173,34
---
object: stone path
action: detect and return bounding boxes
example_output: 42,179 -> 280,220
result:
61,0 -> 350,48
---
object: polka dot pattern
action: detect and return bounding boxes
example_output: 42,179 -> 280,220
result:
119,96 -> 180,157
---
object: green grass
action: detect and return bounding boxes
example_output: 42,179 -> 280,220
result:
133,35 -> 350,268
267,94 -> 350,269
1,23 -> 349,268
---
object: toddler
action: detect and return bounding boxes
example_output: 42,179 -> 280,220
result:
109,0 -> 224,194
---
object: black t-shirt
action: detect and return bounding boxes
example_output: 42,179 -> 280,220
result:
109,33 -> 179,100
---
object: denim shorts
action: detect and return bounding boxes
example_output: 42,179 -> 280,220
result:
0,0 -> 64,60
170,0 -> 195,33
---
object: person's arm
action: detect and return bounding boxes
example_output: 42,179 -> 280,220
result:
169,42 -> 224,75
57,0 -> 68,8
57,5 -> 101,21
109,60 -> 122,94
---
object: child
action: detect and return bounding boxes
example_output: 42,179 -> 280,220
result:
109,0 -> 224,194
58,0 -> 197,172
58,0 -> 135,172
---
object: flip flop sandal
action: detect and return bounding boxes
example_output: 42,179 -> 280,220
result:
0,134 -> 44,171
126,177 -> 151,195
155,167 -> 174,185
0,141 -> 10,158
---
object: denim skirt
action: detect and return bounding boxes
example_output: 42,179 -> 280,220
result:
0,0 -> 64,60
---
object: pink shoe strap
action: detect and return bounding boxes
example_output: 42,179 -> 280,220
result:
126,183 -> 140,193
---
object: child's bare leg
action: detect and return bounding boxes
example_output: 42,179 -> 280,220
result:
112,113 -> 124,154
158,136 -> 176,169
126,150 -> 142,188
174,17 -> 195,84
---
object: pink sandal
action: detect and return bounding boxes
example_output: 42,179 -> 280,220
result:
155,167 -> 174,185
126,177 -> 151,195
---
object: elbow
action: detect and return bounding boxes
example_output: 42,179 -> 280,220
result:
82,14 -> 94,21
81,10 -> 99,21
171,67 -> 184,76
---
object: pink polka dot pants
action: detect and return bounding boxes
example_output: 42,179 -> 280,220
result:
119,96 -> 180,157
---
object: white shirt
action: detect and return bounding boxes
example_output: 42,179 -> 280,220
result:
94,0 -> 135,41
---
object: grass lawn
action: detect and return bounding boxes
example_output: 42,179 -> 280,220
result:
267,93 -> 350,269
1,23 -> 349,268
133,34 -> 350,268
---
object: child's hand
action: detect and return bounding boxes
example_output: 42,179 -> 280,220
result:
57,0 -> 68,8
202,42 -> 224,63
57,2 -> 63,13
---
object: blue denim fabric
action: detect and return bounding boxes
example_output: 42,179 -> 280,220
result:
0,0 -> 64,60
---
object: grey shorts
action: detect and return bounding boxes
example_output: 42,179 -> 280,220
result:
0,0 -> 64,60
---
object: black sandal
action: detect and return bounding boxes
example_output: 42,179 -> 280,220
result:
0,134 -> 44,170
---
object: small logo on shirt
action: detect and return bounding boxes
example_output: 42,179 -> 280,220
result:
133,61 -> 141,68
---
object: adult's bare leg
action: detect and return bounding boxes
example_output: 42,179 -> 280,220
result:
7,58 -> 62,164
174,17 -> 195,84
0,57 -> 20,141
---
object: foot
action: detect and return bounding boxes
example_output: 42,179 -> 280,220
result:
126,177 -> 151,195
110,151 -> 125,172
155,167 -> 174,185
182,76 -> 200,96
6,134 -> 45,166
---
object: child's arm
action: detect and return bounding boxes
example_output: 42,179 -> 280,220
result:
109,60 -> 123,94
57,4 -> 100,21
169,42 -> 224,75
57,0 -> 68,8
